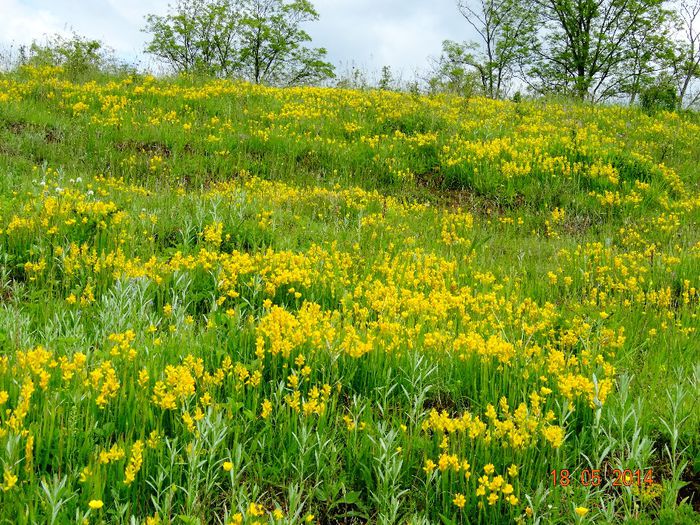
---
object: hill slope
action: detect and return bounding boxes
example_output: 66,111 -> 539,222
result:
0,68 -> 699,523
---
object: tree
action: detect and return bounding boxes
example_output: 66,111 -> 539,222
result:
439,0 -> 537,99
144,0 -> 242,76
237,0 -> 334,85
528,0 -> 671,101
143,0 -> 334,85
666,0 -> 700,106
427,40 -> 484,97
620,16 -> 675,105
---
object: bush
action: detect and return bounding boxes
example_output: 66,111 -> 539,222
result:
20,33 -> 133,79
640,79 -> 679,114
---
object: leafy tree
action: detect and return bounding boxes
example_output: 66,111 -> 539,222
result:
237,0 -> 334,85
427,40 -> 484,97
528,0 -> 671,101
144,0 -> 334,85
144,0 -> 241,76
438,0 -> 537,99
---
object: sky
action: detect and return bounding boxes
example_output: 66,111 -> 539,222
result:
0,0 -> 473,78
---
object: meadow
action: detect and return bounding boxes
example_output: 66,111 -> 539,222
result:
0,66 -> 699,524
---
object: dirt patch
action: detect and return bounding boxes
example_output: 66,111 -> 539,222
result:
415,167 -> 444,190
3,120 -> 63,144
679,466 -> 700,512
423,390 -> 462,414
116,140 -> 172,157
44,126 -> 63,143
7,120 -> 29,134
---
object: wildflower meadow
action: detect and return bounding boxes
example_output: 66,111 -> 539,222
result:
0,67 -> 698,524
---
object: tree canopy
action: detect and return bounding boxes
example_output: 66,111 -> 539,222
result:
143,0 -> 334,85
441,0 -> 700,106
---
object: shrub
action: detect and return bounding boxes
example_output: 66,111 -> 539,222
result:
20,33 -> 132,79
640,79 -> 679,114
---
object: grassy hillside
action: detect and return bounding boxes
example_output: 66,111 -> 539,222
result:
0,66 -> 699,524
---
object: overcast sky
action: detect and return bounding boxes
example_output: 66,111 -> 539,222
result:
0,0 -> 473,78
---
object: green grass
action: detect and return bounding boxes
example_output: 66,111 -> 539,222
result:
0,67 -> 698,524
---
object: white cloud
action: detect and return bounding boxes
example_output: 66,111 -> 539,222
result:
370,11 -> 444,75
0,0 -> 68,43
310,0 -> 471,76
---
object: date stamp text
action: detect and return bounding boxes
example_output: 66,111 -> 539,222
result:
551,468 -> 654,487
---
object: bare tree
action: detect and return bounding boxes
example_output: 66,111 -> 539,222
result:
668,0 -> 700,106
443,0 -> 536,98
623,17 -> 675,104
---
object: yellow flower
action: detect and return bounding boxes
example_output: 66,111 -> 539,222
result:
72,101 -> 89,114
124,440 -> 144,485
575,507 -> 589,517
248,502 -> 264,517
304,514 -> 315,523
222,461 -> 233,472
484,463 -> 495,475
79,466 -> 91,483
261,399 -> 273,419
542,425 -> 565,448
2,470 -> 18,491
147,430 -> 161,449
272,509 -> 284,519
88,500 -> 104,510
453,493 -> 466,508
